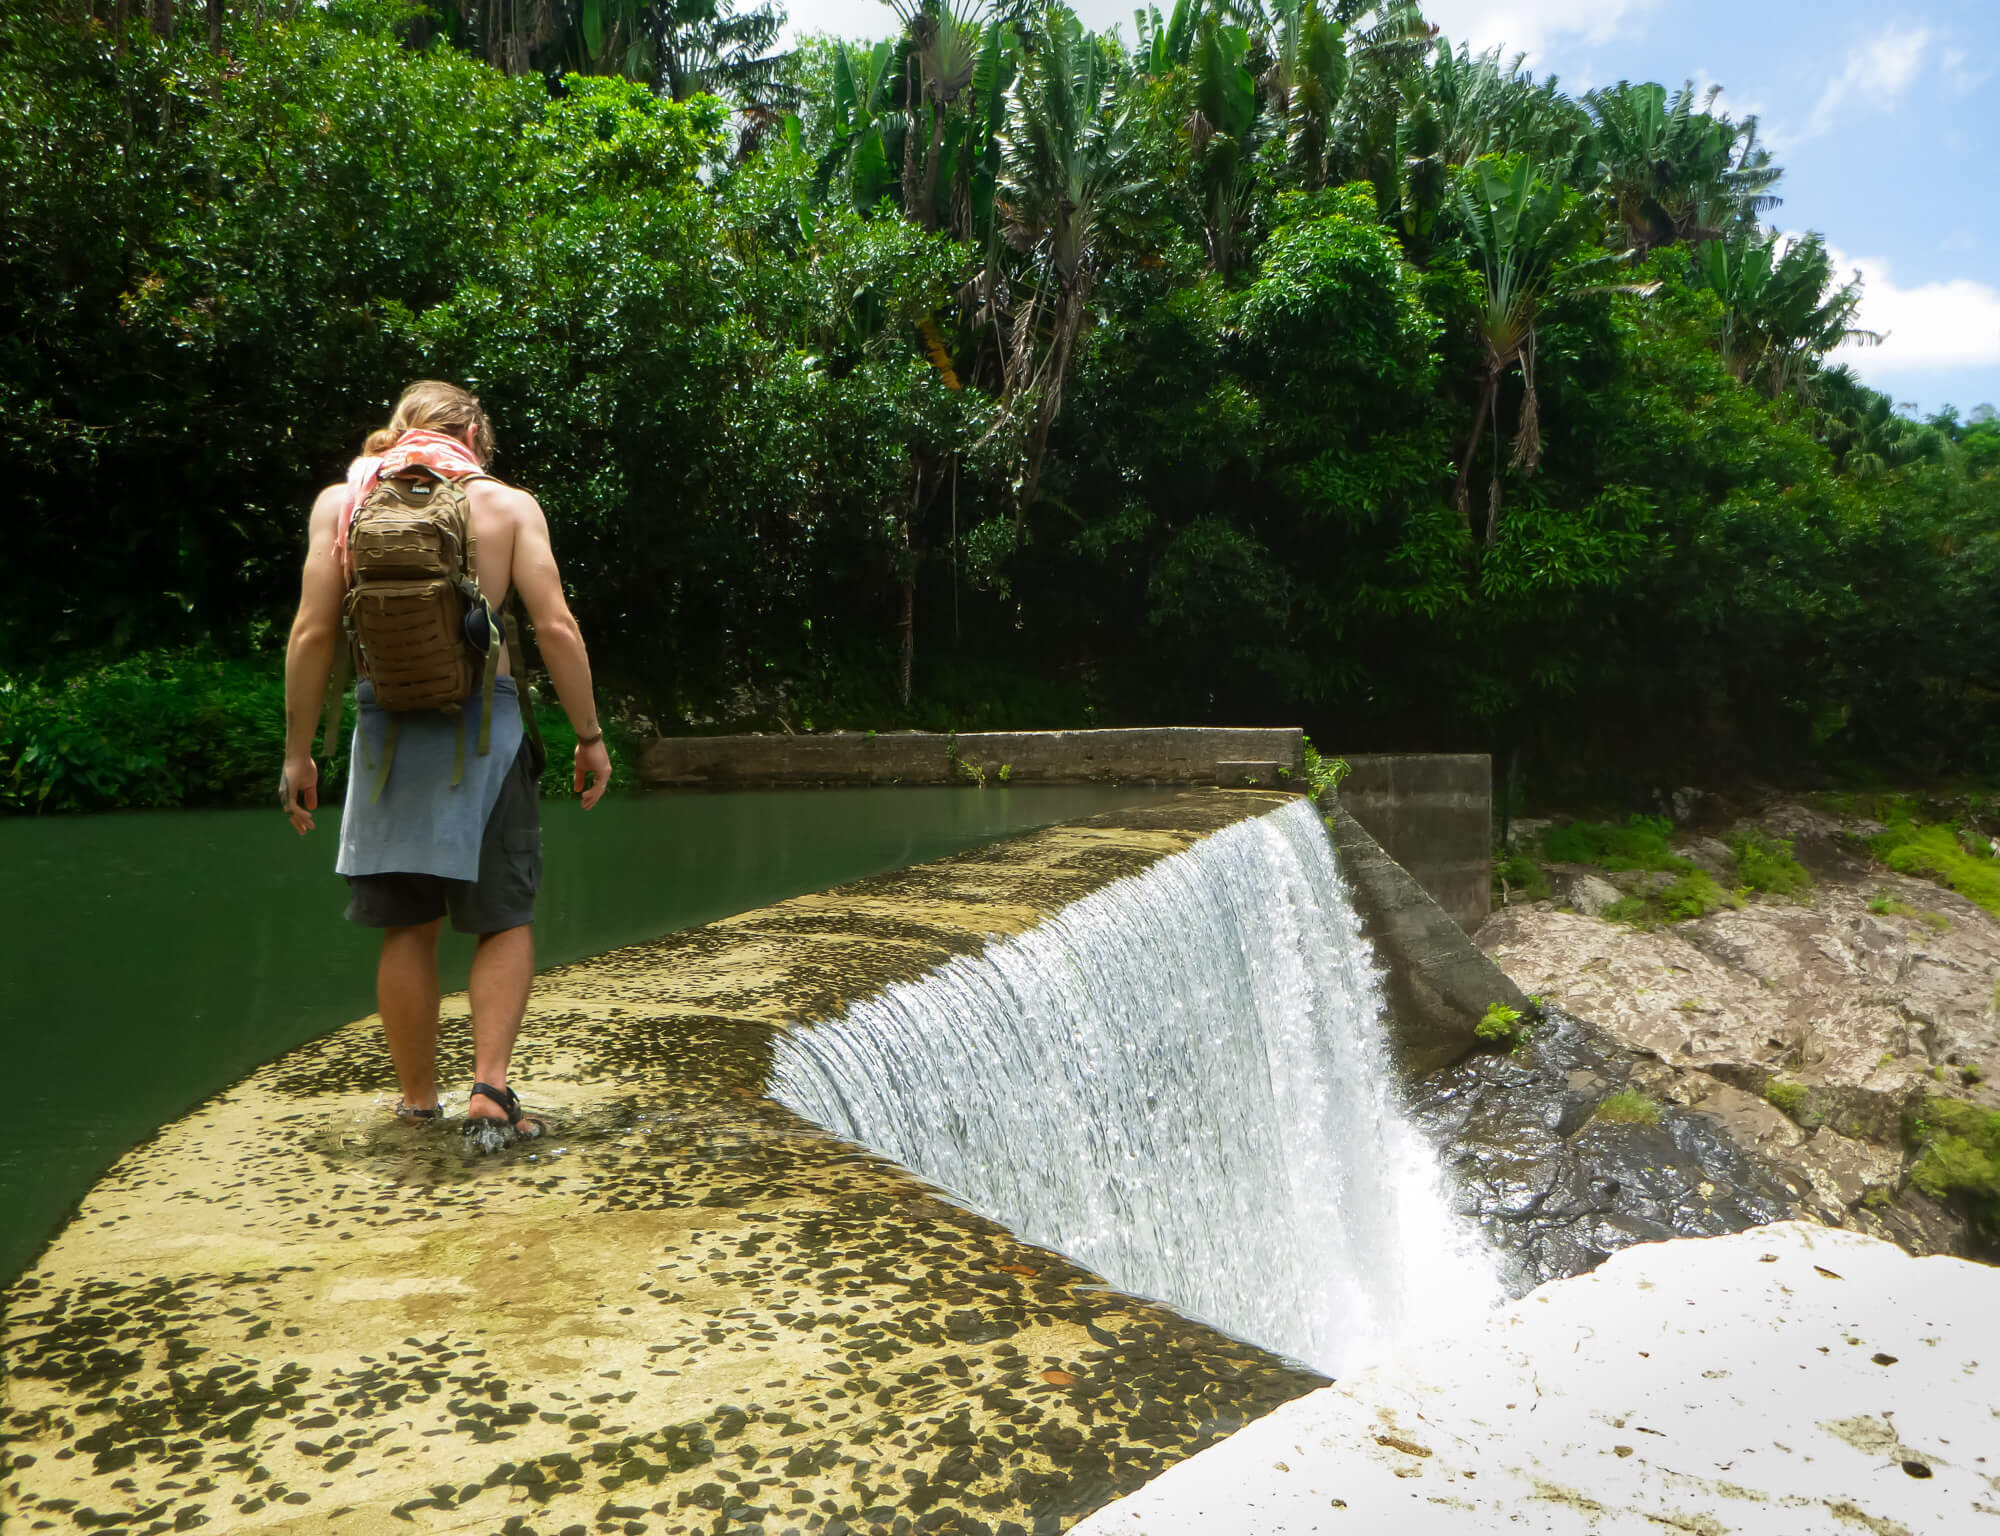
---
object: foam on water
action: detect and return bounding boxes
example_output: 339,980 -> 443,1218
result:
771,798 -> 1499,1373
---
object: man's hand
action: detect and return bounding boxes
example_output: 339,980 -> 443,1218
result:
282,754 -> 319,834
574,738 -> 612,810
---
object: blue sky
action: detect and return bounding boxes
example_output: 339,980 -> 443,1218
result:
780,0 -> 2000,417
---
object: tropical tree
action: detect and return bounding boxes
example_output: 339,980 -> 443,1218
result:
1448,154 -> 1645,541
994,5 -> 1137,512
1586,80 -> 1778,252
1696,231 -> 1876,397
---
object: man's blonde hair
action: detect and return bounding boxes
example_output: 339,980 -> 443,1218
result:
362,380 -> 497,465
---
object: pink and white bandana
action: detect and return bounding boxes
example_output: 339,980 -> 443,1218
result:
334,429 -> 487,567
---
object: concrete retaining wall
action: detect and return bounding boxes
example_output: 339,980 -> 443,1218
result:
1337,753 -> 1492,932
1321,790 -> 1528,1075
641,727 -> 1304,788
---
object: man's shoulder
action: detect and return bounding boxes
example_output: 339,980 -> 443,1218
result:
467,475 -> 540,517
311,482 -> 347,526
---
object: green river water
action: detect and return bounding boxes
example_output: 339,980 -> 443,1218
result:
0,785 -> 1171,1284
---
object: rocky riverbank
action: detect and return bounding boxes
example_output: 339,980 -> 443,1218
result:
1476,795 -> 2000,1263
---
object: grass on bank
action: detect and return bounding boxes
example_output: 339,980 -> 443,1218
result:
1809,791 -> 2000,922
1,649 -> 642,813
1503,814 -> 1811,927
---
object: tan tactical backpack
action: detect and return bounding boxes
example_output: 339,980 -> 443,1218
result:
319,466 -> 506,799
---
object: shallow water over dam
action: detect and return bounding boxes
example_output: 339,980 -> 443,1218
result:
774,798 -> 1498,1372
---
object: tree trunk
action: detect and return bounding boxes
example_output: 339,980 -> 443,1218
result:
1452,375 -> 1493,530
206,0 -> 222,52
897,551 -> 915,709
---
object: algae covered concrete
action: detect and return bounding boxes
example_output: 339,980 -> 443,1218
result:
2,791 -> 1324,1536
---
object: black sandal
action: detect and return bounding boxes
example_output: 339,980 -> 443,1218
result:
465,1081 -> 545,1140
396,1102 -> 442,1124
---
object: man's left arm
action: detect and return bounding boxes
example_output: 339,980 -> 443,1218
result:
281,487 -> 347,835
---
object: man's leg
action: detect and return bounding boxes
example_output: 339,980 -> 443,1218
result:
466,923 -> 534,1123
378,919 -> 444,1111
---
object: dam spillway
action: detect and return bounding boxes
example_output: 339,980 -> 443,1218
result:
2,791 -> 1476,1534
773,799 -> 1495,1372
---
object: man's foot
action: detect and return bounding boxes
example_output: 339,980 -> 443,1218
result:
465,1081 -> 545,1140
395,1100 -> 442,1124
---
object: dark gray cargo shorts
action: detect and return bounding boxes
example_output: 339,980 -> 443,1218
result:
344,739 -> 542,934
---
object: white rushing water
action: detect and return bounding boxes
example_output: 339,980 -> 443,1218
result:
770,798 -> 1499,1374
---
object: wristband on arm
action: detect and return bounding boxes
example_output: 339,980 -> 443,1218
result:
575,728 -> 604,747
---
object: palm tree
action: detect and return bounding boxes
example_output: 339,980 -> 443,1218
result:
1259,0 -> 1350,189
887,0 -> 1023,232
1449,154 -> 1648,542
1586,80 -> 1778,252
1697,231 -> 1877,397
1815,369 -> 1945,478
994,4 -> 1138,513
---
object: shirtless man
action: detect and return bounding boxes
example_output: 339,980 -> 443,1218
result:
280,381 -> 612,1135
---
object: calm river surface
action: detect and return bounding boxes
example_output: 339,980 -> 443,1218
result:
0,785 -> 1172,1283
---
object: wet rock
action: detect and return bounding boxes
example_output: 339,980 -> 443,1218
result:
1678,835 -> 1736,877
1547,869 -> 1622,917
1409,1009 -> 1802,1291
1475,797 -> 2000,1259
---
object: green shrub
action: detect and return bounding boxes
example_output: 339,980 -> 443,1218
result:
1542,815 -> 1688,872
1594,1088 -> 1662,1126
1,651 -> 640,813
1728,830 -> 1812,898
1494,851 -> 1549,904
1600,870 -> 1738,928
1301,740 -> 1350,796
1476,1002 -> 1528,1048
1,650 -> 291,812
1765,1077 -> 1810,1120
1658,869 -> 1739,922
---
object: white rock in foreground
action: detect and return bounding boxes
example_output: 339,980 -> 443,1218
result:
1073,1223 -> 1996,1534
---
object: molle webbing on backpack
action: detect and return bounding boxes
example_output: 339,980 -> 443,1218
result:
318,466 -> 502,798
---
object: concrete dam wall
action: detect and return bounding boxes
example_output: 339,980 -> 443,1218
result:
1,789 -> 1516,1535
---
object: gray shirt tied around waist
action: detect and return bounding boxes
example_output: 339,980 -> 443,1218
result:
336,677 -> 527,882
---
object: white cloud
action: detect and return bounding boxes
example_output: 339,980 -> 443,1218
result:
1832,247 -> 2000,378
1801,24 -> 1931,142
1416,0 -> 1657,63
780,0 -> 899,45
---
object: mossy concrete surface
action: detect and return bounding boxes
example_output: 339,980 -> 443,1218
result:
2,791 -> 1324,1536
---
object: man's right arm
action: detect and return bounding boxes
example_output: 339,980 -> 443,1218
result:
281,487 -> 347,834
506,488 -> 613,810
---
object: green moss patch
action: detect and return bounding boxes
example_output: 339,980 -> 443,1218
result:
1593,1088 -> 1663,1126
1765,1077 -> 1810,1121
1871,819 -> 2000,922
1908,1095 -> 2000,1241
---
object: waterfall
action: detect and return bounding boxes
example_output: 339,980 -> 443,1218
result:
770,798 -> 1498,1374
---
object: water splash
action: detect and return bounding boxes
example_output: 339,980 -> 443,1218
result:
771,798 -> 1499,1373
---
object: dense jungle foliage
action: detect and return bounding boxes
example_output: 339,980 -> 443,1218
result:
4,0 -> 1998,810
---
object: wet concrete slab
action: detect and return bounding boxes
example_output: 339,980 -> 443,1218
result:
2,791 -> 1323,1536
